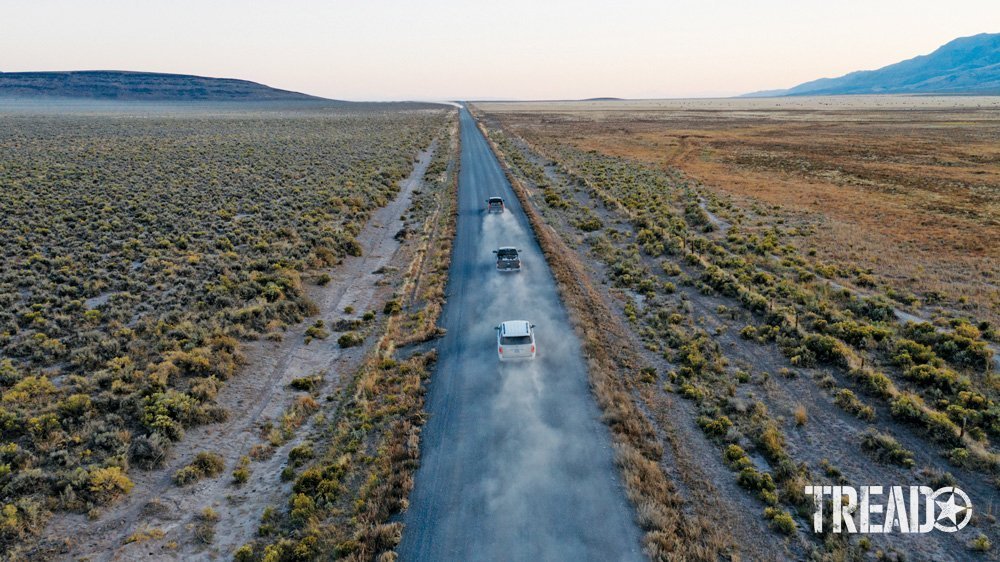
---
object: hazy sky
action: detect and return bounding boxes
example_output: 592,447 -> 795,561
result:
2,0 -> 997,101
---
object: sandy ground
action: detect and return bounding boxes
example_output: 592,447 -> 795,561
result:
477,96 -> 1000,334
40,145 -> 437,561
475,96 -> 1000,113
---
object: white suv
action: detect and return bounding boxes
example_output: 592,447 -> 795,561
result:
496,320 -> 536,361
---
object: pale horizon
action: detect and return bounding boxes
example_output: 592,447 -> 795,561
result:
2,0 -> 997,101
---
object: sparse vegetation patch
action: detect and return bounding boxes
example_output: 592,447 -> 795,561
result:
0,107 -> 446,554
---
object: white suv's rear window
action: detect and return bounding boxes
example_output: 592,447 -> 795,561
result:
501,335 -> 532,345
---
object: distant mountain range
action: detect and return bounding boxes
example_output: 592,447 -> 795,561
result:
0,70 -> 324,101
744,32 -> 1000,97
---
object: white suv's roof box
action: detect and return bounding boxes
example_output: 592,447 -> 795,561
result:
501,320 -> 531,337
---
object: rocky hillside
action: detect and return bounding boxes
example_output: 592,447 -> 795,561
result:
746,32 -> 1000,96
0,70 -> 324,101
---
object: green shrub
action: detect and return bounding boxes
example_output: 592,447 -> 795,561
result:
738,468 -> 777,504
194,507 -> 219,544
833,389 -> 876,421
802,334 -> 852,368
678,383 -> 705,402
234,545 -> 254,561
847,297 -> 895,322
891,339 -> 936,368
903,364 -> 968,394
847,368 -> 893,399
826,320 -> 891,347
88,467 -> 134,504
947,447 -> 971,468
724,445 -> 752,470
860,429 -> 915,468
141,390 -> 204,440
968,533 -> 992,552
920,467 -> 956,490
288,444 -> 315,465
697,415 -> 733,437
129,433 -> 170,470
289,493 -> 317,525
338,332 -> 364,348
661,261 -> 681,276
305,320 -> 330,341
232,456 -> 251,486
890,393 -> 961,446
890,392 -> 924,422
903,322 -> 993,371
290,373 -> 324,392
543,188 -> 568,208
174,452 -> 226,486
575,216 -> 603,232
756,425 -> 786,462
764,507 -> 797,535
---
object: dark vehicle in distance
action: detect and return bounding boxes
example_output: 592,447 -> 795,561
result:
493,247 -> 521,271
486,196 -> 504,213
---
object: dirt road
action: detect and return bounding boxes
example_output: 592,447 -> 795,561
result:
397,108 -> 643,561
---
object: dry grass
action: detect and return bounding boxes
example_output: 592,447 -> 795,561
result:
793,405 -> 807,426
481,100 -> 1000,324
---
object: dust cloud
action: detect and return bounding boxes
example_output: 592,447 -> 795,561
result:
455,209 -> 638,560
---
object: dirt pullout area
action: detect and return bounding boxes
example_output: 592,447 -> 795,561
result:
41,145 -> 437,560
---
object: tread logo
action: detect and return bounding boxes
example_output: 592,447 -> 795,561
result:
805,485 -> 972,533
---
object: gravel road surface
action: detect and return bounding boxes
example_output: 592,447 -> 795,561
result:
398,107 -> 643,561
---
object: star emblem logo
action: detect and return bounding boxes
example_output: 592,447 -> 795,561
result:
932,487 -> 972,532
